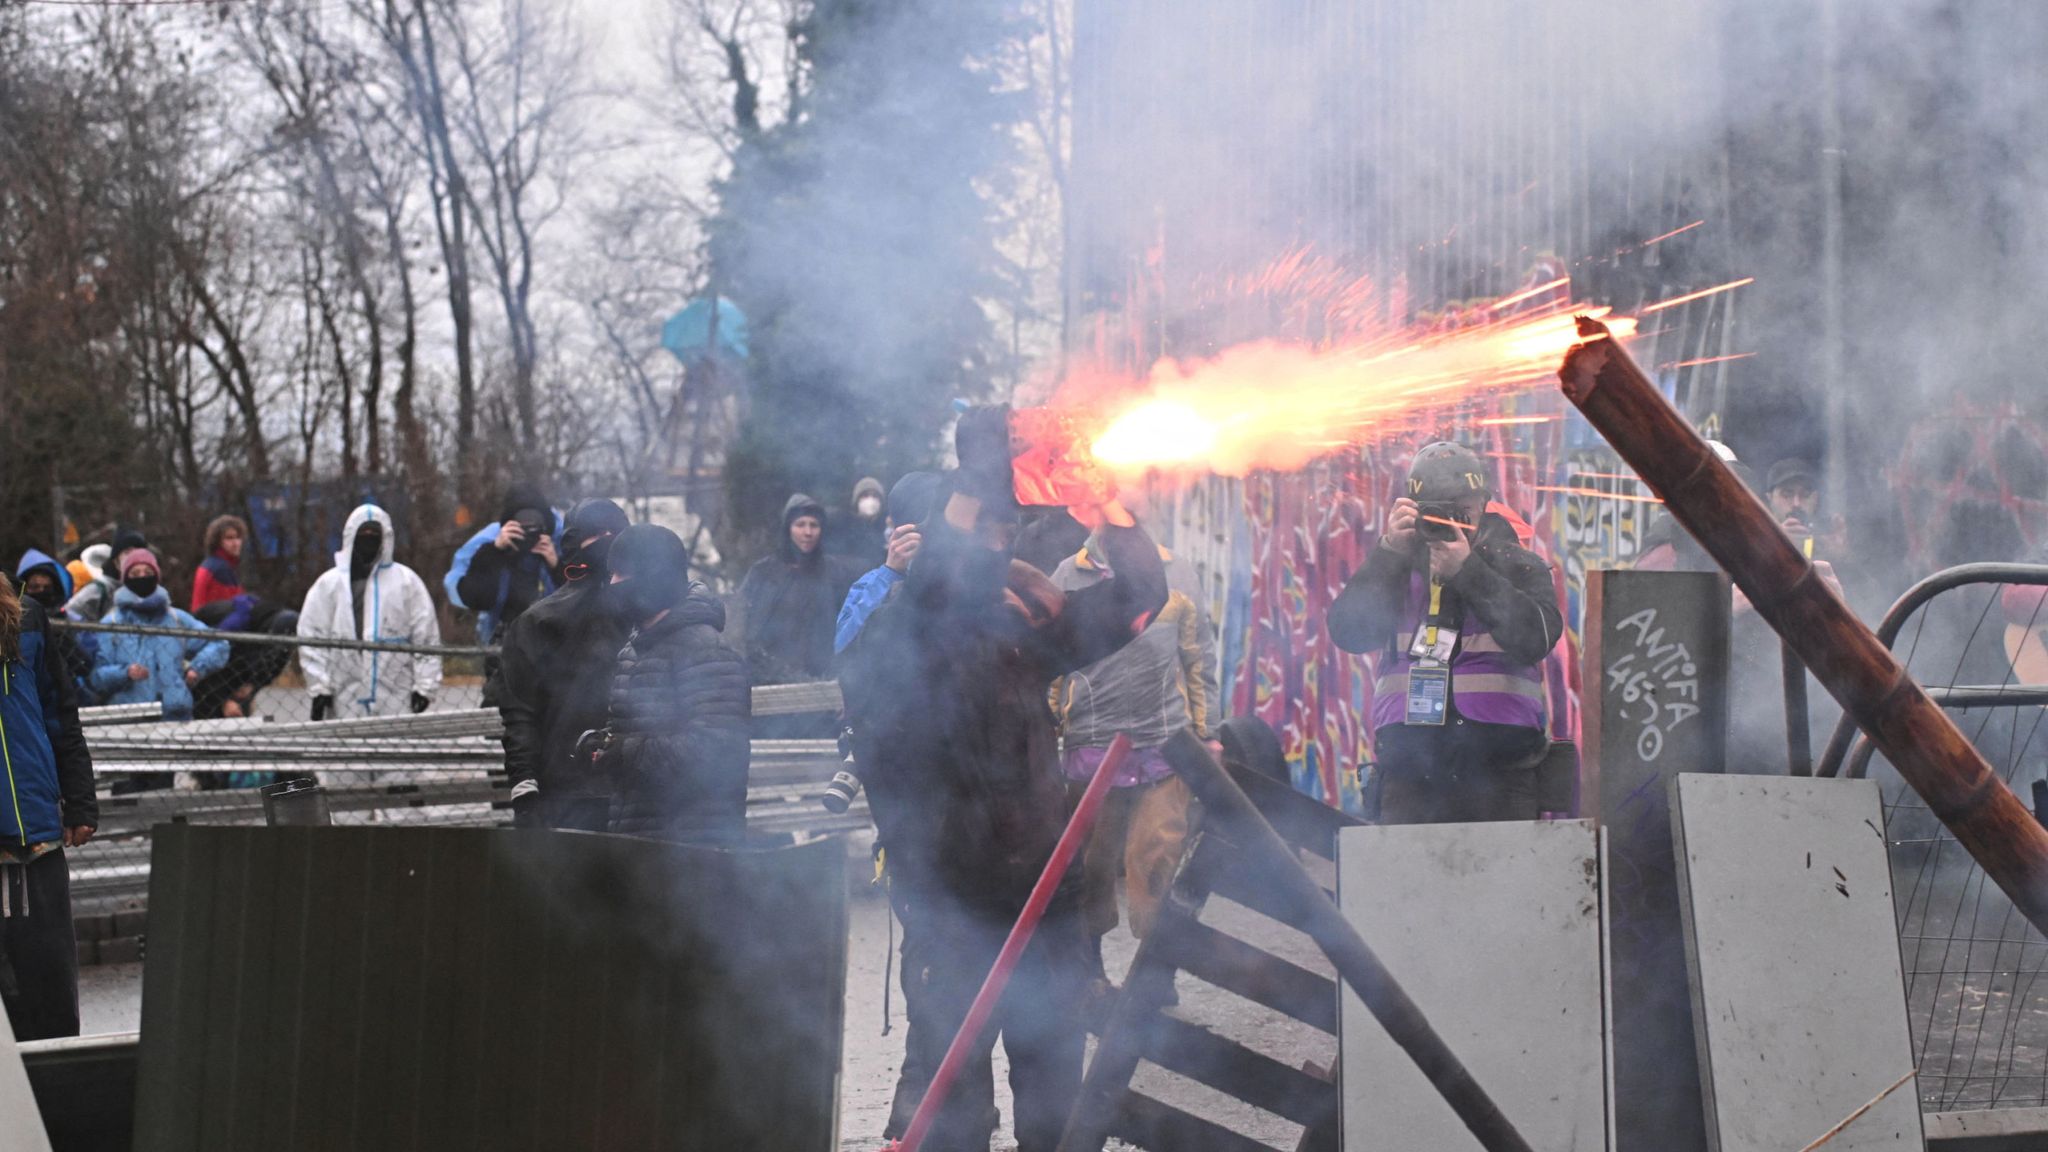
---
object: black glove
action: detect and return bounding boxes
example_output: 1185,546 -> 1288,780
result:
953,404 -> 1017,507
310,695 -> 333,722
410,692 -> 430,714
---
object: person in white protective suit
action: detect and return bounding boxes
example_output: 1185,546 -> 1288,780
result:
296,504 -> 443,720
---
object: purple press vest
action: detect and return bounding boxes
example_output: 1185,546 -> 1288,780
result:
1369,570 -> 1549,733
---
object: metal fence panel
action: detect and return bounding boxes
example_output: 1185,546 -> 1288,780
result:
130,825 -> 847,1152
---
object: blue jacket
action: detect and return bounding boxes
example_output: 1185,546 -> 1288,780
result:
15,549 -> 74,601
89,588 -> 229,720
444,513 -> 562,643
2,600 -> 96,847
834,566 -> 903,654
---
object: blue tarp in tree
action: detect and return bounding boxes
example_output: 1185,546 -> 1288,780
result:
662,297 -> 749,363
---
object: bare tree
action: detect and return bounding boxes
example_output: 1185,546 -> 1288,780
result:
438,0 -> 587,468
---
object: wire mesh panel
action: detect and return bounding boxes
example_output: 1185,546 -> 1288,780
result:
1854,574 -> 2048,1110
47,621 -> 853,961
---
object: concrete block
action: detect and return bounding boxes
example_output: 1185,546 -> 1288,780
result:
1338,819 -> 1606,1151
97,936 -> 144,966
1672,774 -> 1923,1152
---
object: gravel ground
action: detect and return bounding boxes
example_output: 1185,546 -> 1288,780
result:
76,877 -> 1336,1152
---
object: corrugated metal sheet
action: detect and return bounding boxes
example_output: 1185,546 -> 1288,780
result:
132,826 -> 846,1152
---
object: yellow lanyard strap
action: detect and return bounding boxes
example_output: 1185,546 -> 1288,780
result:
1425,581 -> 1444,648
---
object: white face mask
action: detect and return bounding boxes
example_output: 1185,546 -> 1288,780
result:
857,495 -> 883,518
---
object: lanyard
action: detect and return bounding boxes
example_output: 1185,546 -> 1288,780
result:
1424,580 -> 1444,650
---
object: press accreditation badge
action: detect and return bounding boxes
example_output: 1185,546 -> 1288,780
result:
1407,628 -> 1458,664
1404,664 -> 1450,726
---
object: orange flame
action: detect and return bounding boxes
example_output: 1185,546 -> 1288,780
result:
1077,307 -> 1636,476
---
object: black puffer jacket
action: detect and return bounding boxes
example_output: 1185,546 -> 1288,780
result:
839,509 -> 1167,914
498,578 -> 626,806
607,585 -> 751,843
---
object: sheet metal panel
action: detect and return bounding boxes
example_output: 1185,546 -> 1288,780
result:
1584,568 -> 1730,1152
1672,774 -> 1923,1152
131,826 -> 846,1152
1337,819 -> 1606,1151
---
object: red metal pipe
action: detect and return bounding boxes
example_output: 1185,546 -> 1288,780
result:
890,732 -> 1134,1152
1558,319 -> 2048,937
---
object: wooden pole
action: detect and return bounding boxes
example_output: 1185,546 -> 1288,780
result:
1559,319 -> 2048,937
1783,642 -> 1813,776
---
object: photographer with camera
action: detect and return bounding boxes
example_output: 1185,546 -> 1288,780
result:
1329,442 -> 1563,825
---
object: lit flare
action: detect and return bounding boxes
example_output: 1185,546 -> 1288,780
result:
1082,307 -> 1637,475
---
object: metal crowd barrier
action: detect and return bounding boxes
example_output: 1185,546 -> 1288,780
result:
1803,563 -> 2048,1112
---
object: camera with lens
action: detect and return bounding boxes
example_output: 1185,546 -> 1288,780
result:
821,725 -> 863,814
1415,502 -> 1470,543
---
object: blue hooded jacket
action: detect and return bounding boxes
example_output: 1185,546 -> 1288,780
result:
14,549 -> 74,602
1,599 -> 97,846
90,587 -> 229,720
444,509 -> 563,643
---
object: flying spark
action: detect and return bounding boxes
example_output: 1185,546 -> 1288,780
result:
1639,277 -> 1756,315
1663,352 -> 1757,370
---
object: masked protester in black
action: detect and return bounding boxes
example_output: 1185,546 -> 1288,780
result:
498,498 -> 633,831
839,404 -> 1168,1152
600,525 -> 750,844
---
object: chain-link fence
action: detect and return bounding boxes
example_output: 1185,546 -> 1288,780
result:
49,619 -> 854,964
1818,565 -> 2048,1111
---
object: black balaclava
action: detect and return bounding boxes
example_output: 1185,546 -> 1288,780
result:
560,498 -> 631,583
350,523 -> 384,580
607,524 -> 694,624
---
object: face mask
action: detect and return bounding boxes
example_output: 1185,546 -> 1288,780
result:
563,533 -> 614,582
351,531 -> 382,574
124,575 -> 160,600
606,577 -> 672,623
25,586 -> 61,610
857,495 -> 883,519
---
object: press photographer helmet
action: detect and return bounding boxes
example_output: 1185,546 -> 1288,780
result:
1408,442 -> 1488,542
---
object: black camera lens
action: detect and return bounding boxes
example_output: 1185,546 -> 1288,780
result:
1416,503 -> 1465,542
821,770 -> 862,814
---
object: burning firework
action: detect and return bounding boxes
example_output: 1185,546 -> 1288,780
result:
1060,305 -> 1638,478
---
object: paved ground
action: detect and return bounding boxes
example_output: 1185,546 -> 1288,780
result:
78,879 -> 1334,1152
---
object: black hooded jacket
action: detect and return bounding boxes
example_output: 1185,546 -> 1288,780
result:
838,509 -> 1168,914
1326,509 -> 1563,666
498,500 -> 632,806
736,494 -> 857,684
607,584 -> 751,843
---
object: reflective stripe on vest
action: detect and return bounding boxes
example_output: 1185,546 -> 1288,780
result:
1372,571 -> 1548,732
1373,672 -> 1549,702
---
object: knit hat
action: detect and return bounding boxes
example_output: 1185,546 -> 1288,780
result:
121,548 -> 162,578
887,472 -> 943,528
